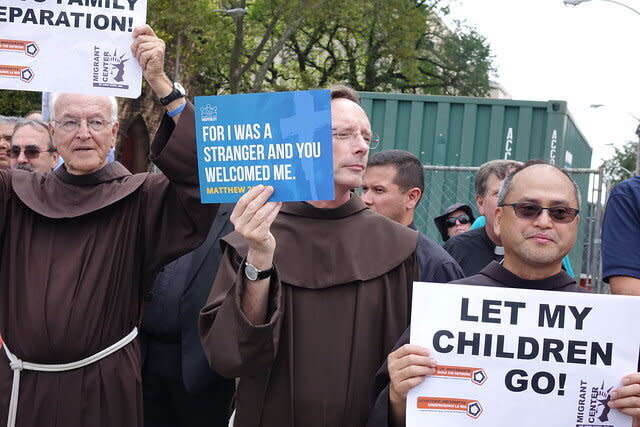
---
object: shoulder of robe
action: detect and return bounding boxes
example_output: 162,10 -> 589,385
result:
11,164 -> 149,219
221,202 -> 419,289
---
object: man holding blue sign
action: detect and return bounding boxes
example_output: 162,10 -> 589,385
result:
200,86 -> 424,426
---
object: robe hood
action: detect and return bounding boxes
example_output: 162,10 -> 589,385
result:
222,195 -> 419,289
474,261 -> 577,291
11,162 -> 148,219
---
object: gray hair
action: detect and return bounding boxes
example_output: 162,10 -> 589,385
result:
49,93 -> 119,122
12,119 -> 55,151
497,160 -> 582,208
0,115 -> 23,126
475,159 -> 520,197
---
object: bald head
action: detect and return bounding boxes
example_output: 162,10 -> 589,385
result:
498,163 -> 581,208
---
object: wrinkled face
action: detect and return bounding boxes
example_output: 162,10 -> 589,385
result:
476,173 -> 503,231
0,122 -> 14,169
446,209 -> 471,238
10,125 -> 58,173
362,165 -> 406,223
495,166 -> 579,271
331,98 -> 371,194
50,94 -> 118,175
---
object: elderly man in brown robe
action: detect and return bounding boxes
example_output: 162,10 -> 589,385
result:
367,161 -> 640,427
0,25 -> 217,427
199,86 -> 458,426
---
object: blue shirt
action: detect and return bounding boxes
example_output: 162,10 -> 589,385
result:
602,176 -> 640,281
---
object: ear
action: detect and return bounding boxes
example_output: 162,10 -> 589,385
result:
49,122 -> 57,148
494,206 -> 503,239
476,193 -> 485,216
110,122 -> 120,149
405,187 -> 422,210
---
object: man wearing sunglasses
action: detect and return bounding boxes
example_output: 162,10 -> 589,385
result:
9,120 -> 58,174
369,161 -> 640,426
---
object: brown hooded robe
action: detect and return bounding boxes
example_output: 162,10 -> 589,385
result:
200,197 -> 419,427
0,105 -> 217,426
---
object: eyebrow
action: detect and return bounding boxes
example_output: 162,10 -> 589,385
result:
518,197 -> 574,206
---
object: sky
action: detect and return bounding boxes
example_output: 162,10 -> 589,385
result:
446,0 -> 640,168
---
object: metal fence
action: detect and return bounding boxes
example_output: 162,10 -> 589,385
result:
414,165 -> 610,293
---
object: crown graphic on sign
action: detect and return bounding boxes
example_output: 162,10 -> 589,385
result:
201,104 -> 217,122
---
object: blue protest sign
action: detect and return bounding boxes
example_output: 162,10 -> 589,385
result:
194,90 -> 334,203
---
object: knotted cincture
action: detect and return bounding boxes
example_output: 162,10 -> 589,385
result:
3,327 -> 138,427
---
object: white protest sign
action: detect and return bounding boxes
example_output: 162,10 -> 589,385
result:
0,0 -> 147,98
408,283 -> 640,427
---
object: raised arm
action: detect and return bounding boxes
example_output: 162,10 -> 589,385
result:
131,25 -> 186,123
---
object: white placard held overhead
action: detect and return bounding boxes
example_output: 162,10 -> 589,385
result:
0,0 -> 147,98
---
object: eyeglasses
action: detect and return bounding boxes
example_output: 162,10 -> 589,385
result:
9,145 -> 56,159
54,118 -> 112,133
445,214 -> 471,227
499,202 -> 579,223
332,130 -> 380,150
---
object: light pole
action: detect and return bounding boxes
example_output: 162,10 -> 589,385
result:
565,0 -> 640,175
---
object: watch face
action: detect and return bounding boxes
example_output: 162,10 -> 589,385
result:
174,82 -> 186,96
245,263 -> 259,281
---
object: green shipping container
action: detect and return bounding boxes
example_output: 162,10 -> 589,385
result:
358,92 -> 593,276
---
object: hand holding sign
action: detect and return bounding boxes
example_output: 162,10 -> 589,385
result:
231,185 -> 282,270
609,373 -> 640,424
131,25 -> 167,93
388,344 -> 437,426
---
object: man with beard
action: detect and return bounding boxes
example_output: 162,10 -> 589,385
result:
10,120 -> 58,173
368,161 -> 640,427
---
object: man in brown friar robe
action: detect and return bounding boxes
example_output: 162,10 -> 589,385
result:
0,26 -> 217,427
200,86 -> 462,427
367,162 -> 640,427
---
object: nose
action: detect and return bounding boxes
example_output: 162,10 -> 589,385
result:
352,133 -> 370,154
76,119 -> 91,138
532,209 -> 553,228
17,149 -> 28,163
361,189 -> 373,205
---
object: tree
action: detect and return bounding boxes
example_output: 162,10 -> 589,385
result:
602,140 -> 638,187
0,91 -> 41,117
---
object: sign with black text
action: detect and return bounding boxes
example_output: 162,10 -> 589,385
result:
0,0 -> 146,97
408,283 -> 640,427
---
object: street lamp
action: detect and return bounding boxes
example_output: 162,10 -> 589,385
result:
563,0 -> 640,16
566,0 -> 640,175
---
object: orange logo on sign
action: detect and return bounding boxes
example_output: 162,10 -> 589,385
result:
0,65 -> 34,83
0,40 -> 39,57
417,396 -> 483,419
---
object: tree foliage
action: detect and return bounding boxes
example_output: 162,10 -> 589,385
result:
0,91 -> 41,117
602,140 -> 638,187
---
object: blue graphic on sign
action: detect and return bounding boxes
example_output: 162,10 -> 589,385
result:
195,90 -> 334,203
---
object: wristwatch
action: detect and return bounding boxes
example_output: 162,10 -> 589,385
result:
158,82 -> 186,106
245,262 -> 274,281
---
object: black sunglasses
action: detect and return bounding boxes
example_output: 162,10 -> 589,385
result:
499,202 -> 579,223
9,145 -> 55,160
445,214 -> 470,227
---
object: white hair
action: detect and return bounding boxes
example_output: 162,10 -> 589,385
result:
49,93 -> 119,122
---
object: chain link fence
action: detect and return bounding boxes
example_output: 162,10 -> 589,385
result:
414,165 -> 610,293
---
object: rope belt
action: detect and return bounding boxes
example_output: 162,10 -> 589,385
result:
2,327 -> 138,427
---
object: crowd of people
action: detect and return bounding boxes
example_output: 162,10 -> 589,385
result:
0,26 -> 639,427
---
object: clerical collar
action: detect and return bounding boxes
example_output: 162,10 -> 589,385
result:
54,162 -> 132,186
480,261 -> 575,291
